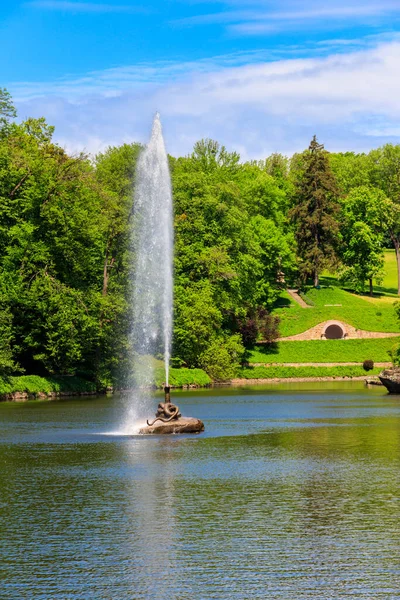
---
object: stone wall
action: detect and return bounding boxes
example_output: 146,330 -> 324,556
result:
278,320 -> 400,341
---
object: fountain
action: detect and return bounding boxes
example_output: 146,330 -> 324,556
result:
130,113 -> 204,435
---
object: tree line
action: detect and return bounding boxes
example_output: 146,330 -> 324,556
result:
0,88 -> 399,384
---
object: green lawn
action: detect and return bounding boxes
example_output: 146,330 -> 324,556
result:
273,287 -> 399,337
0,375 -> 97,396
322,249 -> 399,296
379,250 -> 398,293
238,365 -> 382,380
155,367 -> 211,388
248,337 -> 399,364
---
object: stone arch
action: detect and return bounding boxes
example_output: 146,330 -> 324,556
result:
322,321 -> 346,340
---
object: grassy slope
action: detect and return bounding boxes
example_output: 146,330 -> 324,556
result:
323,250 -> 398,296
0,375 -> 97,395
379,250 -> 398,293
238,366 -> 381,379
248,338 -> 399,364
274,287 -> 399,337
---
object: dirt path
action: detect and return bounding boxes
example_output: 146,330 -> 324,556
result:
287,288 -> 311,308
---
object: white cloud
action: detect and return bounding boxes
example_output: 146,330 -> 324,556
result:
172,1 -> 400,33
10,40 -> 400,158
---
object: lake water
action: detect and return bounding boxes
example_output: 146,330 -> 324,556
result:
1,382 -> 400,599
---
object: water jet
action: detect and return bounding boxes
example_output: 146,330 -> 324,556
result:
130,113 -> 204,435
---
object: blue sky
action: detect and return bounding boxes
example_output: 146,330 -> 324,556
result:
3,0 -> 400,157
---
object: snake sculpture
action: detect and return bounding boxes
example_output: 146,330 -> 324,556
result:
146,401 -> 181,426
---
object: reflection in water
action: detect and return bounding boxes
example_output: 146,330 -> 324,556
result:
123,442 -> 180,597
0,385 -> 400,598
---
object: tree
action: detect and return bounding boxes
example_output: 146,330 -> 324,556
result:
199,334 -> 245,381
0,88 -> 16,132
329,152 -> 371,195
339,186 -> 391,295
290,136 -> 340,286
368,145 -> 400,294
0,117 -> 110,380
95,143 -> 142,296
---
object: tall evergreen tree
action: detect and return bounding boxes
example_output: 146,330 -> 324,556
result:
290,136 -> 340,287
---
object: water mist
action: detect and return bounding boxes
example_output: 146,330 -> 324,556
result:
123,114 -> 204,435
128,113 -> 173,426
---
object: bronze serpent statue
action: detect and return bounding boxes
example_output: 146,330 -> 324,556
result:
146,386 -> 181,426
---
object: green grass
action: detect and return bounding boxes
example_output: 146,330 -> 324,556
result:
155,367 -> 211,388
380,250 -> 398,293
0,375 -> 97,396
322,249 -> 399,296
238,365 -> 382,379
274,286 -> 399,337
248,338 -> 399,364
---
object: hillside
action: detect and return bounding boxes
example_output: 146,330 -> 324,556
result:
273,287 -> 399,337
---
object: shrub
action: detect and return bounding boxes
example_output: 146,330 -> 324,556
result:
199,334 -> 245,381
258,311 -> 281,343
389,342 -> 400,366
363,360 -> 374,371
237,308 -> 280,347
237,316 -> 258,347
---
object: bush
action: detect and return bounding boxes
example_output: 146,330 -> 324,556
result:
237,308 -> 280,347
237,316 -> 259,347
259,312 -> 281,343
389,342 -> 400,366
199,334 -> 245,381
363,360 -> 374,371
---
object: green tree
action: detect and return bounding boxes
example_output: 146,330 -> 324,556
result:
0,88 -> 16,132
368,144 -> 400,294
290,136 -> 340,286
0,117 -> 110,380
329,152 -> 371,195
339,187 -> 390,295
199,334 -> 245,381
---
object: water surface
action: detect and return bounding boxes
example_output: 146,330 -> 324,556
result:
1,383 -> 400,599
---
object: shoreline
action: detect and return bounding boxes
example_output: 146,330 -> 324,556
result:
0,375 -> 382,402
231,375 -> 380,384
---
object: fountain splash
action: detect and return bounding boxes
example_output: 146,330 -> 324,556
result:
125,113 -> 204,435
129,113 -> 173,422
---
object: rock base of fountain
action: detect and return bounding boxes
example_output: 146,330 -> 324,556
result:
138,385 -> 205,434
139,416 -> 204,435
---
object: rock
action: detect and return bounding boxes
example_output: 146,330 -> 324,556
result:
139,416 -> 205,435
379,368 -> 400,394
365,378 -> 383,386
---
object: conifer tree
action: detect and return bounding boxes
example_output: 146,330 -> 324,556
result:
291,136 -> 340,286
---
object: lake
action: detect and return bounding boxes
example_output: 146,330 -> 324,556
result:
1,382 -> 400,599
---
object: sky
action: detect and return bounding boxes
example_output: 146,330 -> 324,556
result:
2,0 -> 400,158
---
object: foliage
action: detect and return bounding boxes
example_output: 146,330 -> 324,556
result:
0,306 -> 17,375
0,88 -> 16,132
1,89 -> 400,385
199,334 -> 245,381
339,186 -> 390,294
0,375 -> 96,396
237,307 -> 280,347
363,360 -> 374,371
290,136 -> 340,286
